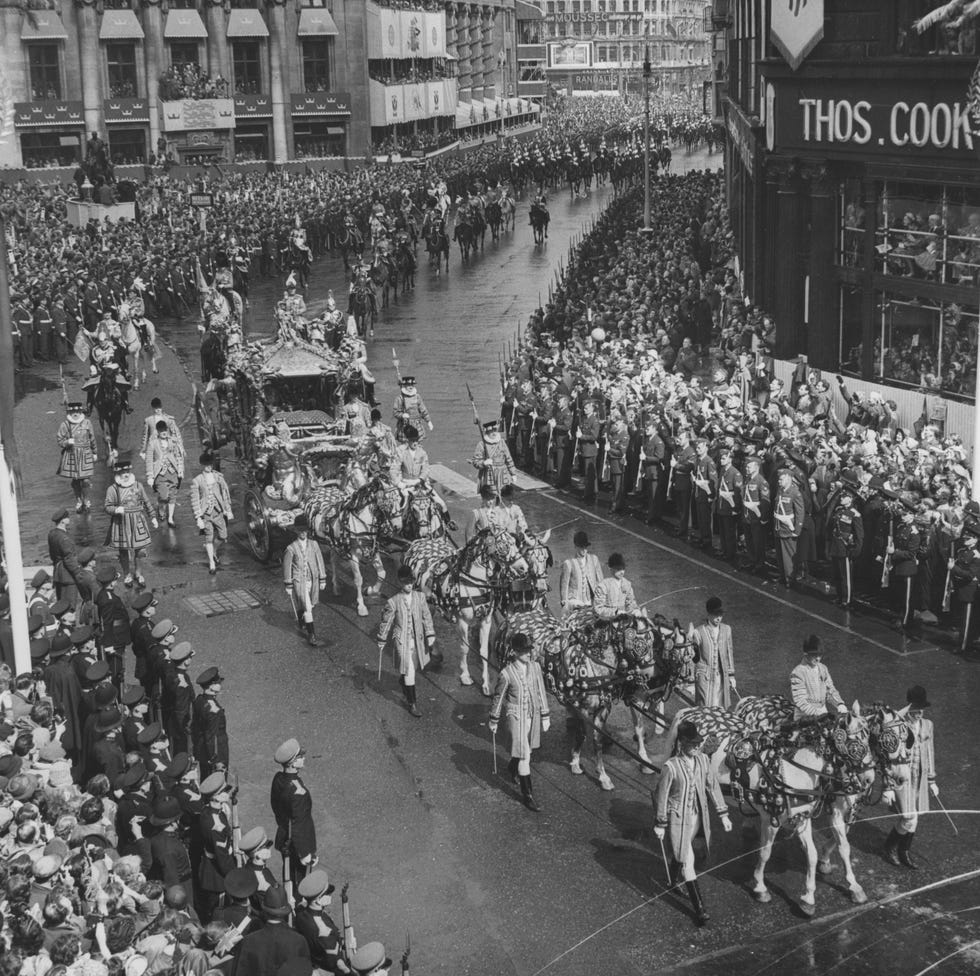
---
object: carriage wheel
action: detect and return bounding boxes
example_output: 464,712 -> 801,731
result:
244,489 -> 272,562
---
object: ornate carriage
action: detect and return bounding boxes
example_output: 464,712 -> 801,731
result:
194,336 -> 364,561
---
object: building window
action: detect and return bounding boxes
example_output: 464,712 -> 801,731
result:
302,39 -> 330,92
234,122 -> 269,160
875,181 -> 980,286
838,179 -> 866,270
107,126 -> 146,164
169,0 -> 196,8
28,44 -> 62,100
106,42 -> 138,97
230,0 -> 259,7
21,130 -> 79,168
169,42 -> 200,70
232,41 -> 262,93
293,119 -> 345,158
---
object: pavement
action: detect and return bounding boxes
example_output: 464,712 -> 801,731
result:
11,146 -> 980,976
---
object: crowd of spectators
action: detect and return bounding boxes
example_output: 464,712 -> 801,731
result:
504,163 -> 980,641
158,67 -> 229,103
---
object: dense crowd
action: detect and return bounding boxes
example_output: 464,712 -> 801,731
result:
503,170 -> 980,648
1,97 -> 709,379
0,541 -> 397,975
158,67 -> 230,103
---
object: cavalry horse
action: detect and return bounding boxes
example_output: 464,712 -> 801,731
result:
485,201 -> 503,243
393,234 -> 416,294
404,527 -> 529,697
453,217 -> 477,262
424,213 -> 450,274
495,609 -> 694,791
348,280 -> 377,339
529,203 -> 549,245
306,475 -> 406,617
338,222 -> 364,272
499,195 -> 516,233
664,698 -> 902,917
90,367 -> 126,460
369,249 -> 397,310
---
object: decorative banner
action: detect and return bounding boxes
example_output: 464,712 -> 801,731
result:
422,11 -> 446,58
290,92 -> 352,116
401,10 -> 423,57
380,8 -> 401,57
426,81 -> 442,116
161,98 -> 235,132
13,101 -> 84,128
103,97 -> 150,124
403,83 -> 425,121
385,85 -> 404,124
771,0 -> 824,71
234,94 -> 273,118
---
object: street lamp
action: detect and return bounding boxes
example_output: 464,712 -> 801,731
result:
640,37 -> 653,235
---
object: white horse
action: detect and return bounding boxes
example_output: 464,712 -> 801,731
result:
305,475 -> 405,617
404,527 -> 529,696
665,700 -> 877,916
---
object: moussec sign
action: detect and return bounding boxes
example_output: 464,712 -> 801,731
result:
771,0 -> 824,71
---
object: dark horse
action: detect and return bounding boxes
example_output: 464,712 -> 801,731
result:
349,283 -> 377,338
338,223 -> 364,272
453,219 -> 476,262
485,201 -> 503,243
529,203 -> 549,245
369,251 -> 397,309
200,331 -> 227,383
394,234 -> 416,293
91,369 -> 126,459
424,215 -> 450,275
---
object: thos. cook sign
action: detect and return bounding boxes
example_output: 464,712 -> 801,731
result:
768,79 -> 976,159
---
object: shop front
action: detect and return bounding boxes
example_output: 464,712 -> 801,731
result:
14,101 -> 84,169
104,97 -> 150,164
759,60 -> 979,401
290,92 -> 350,158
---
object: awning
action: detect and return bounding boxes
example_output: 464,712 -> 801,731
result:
227,9 -> 269,38
20,12 -> 68,40
164,9 -> 208,39
298,8 -> 338,36
516,0 -> 544,19
99,10 -> 144,40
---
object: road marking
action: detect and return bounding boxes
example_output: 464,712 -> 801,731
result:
428,464 -> 480,498
512,470 -> 551,491
539,490 -> 917,658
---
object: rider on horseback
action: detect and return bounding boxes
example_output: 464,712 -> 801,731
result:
84,332 -> 132,413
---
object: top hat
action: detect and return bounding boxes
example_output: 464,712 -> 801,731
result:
397,564 -> 415,584
676,720 -> 704,745
705,596 -> 724,615
906,685 -> 930,709
802,634 -> 824,656
293,513 -> 310,531
608,552 -> 626,571
573,530 -> 590,548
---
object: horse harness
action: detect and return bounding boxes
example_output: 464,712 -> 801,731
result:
726,716 -> 870,827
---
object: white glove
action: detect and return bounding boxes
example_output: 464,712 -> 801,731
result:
653,826 -> 665,841
930,782 -> 939,798
151,519 -> 159,529
115,506 -> 125,515
488,721 -> 498,734
67,438 -> 74,446
882,789 -> 896,807
836,703 -> 848,714
427,420 -> 434,431
720,814 -> 732,833
196,518 -> 205,530
542,716 -> 550,732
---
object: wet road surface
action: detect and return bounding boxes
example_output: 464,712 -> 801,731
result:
13,146 -> 980,975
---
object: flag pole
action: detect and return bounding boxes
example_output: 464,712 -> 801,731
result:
0,215 -> 29,675
0,442 -> 29,677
